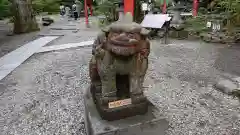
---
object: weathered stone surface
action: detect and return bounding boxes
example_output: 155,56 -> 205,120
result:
91,85 -> 148,121
42,17 -> 54,23
215,79 -> 239,94
84,88 -> 169,135
89,17 -> 151,121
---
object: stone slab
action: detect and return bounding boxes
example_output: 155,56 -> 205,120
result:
215,79 -> 239,94
0,36 -> 58,81
50,27 -> 79,30
84,88 -> 169,135
36,40 -> 94,53
38,34 -> 64,36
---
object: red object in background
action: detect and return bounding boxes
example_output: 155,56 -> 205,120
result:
124,0 -> 134,16
86,0 -> 93,5
84,0 -> 89,27
85,0 -> 93,17
162,0 -> 167,14
89,5 -> 93,16
193,0 -> 198,16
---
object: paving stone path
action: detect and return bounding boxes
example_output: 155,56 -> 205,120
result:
0,36 -> 58,80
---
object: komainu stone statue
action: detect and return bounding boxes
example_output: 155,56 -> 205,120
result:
89,20 -> 150,121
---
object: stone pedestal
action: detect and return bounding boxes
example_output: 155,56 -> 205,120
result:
83,87 -> 169,135
90,85 -> 148,121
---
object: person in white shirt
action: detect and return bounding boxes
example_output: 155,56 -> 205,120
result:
65,6 -> 70,18
60,4 -> 65,16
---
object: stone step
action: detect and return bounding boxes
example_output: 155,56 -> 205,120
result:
215,75 -> 240,95
36,40 -> 94,53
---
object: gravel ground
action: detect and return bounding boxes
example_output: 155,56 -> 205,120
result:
0,48 -> 91,135
214,45 -> 240,76
145,40 -> 240,135
0,38 -> 240,135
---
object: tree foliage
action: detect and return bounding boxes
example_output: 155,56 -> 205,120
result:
95,0 -> 119,23
0,0 -> 61,19
0,0 -> 11,19
32,0 -> 61,14
218,0 -> 240,27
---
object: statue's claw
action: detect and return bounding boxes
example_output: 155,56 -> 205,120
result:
130,93 -> 146,104
101,96 -> 118,105
101,90 -> 117,105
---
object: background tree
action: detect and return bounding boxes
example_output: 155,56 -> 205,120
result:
96,0 -> 118,23
12,0 -> 39,34
32,0 -> 60,14
208,0 -> 240,34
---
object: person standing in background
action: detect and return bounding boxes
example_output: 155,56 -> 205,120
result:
65,6 -> 71,19
72,3 -> 78,20
60,4 -> 65,16
75,0 -> 83,18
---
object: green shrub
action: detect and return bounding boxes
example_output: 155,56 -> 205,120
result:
185,16 -> 207,33
32,0 -> 60,14
95,0 -> 119,23
0,0 -> 11,19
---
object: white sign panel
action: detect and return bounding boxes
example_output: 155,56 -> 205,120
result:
142,3 -> 148,11
141,14 -> 172,28
108,98 -> 132,109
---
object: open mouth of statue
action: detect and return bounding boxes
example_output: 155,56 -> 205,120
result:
109,40 -> 137,48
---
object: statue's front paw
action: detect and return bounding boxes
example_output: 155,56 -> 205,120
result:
95,49 -> 105,59
131,93 -> 146,104
101,90 -> 117,104
101,96 -> 118,105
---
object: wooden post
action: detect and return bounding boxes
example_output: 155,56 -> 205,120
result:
84,0 -> 89,27
89,5 -> 93,16
193,0 -> 198,16
124,0 -> 134,17
162,0 -> 167,14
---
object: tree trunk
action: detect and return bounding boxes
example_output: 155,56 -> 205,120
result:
12,0 -> 39,34
134,0 -> 144,23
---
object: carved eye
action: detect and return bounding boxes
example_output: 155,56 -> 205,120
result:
127,33 -> 135,38
111,33 -> 119,37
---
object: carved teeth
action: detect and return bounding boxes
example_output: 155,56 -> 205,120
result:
129,39 -> 138,43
